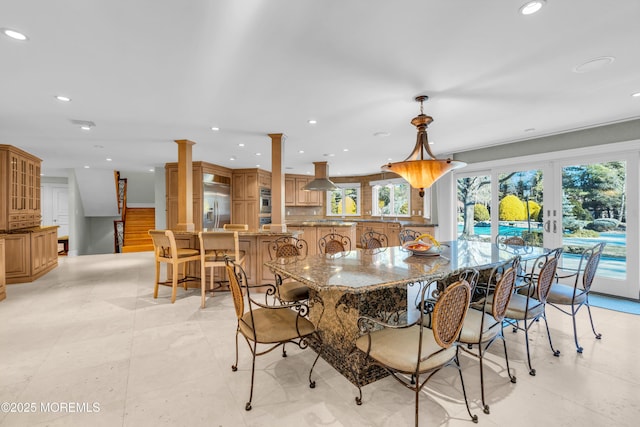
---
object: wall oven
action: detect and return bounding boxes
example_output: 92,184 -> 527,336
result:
259,187 -> 271,214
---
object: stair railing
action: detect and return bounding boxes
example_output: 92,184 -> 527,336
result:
113,171 -> 128,253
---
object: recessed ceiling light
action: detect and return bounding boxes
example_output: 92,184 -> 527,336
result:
572,56 -> 615,73
632,92 -> 640,98
524,128 -> 536,132
255,152 -> 261,156
323,153 -> 335,157
343,148 -> 349,152
80,126 -> 92,131
298,150 -> 304,154
374,131 -> 391,137
308,119 -> 317,125
238,143 -> 245,147
230,156 -> 236,161
256,164 -> 261,168
84,165 -> 90,169
148,169 -> 154,172
55,95 -> 71,102
1,28 -> 28,41
519,0 -> 545,15
106,158 -> 112,162
210,127 -> 220,131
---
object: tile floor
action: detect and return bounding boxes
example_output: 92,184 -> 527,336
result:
1,252 -> 638,426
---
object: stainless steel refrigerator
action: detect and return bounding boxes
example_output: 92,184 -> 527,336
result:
203,181 -> 230,229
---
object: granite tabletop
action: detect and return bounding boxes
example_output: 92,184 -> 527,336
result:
265,241 -> 546,293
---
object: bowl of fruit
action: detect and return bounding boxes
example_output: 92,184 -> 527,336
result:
402,234 -> 443,256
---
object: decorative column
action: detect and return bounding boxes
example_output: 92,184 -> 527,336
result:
175,139 -> 195,231
269,133 -> 286,226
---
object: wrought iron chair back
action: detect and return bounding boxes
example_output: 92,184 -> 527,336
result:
318,233 -> 351,254
360,231 -> 388,249
398,228 -> 421,245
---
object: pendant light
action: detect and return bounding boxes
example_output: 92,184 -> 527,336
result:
381,95 -> 466,197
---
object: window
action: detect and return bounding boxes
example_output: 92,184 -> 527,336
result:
371,179 -> 411,217
326,183 -> 361,216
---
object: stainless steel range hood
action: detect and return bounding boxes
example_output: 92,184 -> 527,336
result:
303,161 -> 338,191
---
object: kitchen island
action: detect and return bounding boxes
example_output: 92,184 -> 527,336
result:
285,221 -> 357,255
171,229 -> 301,286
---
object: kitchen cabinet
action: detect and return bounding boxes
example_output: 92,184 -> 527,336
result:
284,175 -> 322,206
286,226 -> 318,255
165,161 -> 232,231
4,226 -> 58,284
231,168 -> 271,231
0,145 -> 42,231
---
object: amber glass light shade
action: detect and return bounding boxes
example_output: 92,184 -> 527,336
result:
382,158 -> 465,195
381,95 -> 466,197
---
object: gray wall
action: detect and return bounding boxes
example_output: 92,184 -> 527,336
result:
119,170 -> 156,204
454,118 -> 640,164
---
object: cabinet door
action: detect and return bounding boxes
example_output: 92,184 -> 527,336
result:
4,234 -> 30,278
284,177 -> 296,205
307,188 -> 321,206
232,201 -> 247,225
232,173 -> 246,200
386,223 -> 401,247
295,178 -> 310,205
31,231 -> 47,275
245,172 -> 258,200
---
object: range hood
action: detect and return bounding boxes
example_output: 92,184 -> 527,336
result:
302,161 -> 338,191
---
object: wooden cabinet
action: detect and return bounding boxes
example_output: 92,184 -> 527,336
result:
0,145 -> 42,231
284,175 -> 322,206
4,226 -> 58,284
165,161 -> 232,231
386,222 -> 401,247
0,237 -> 5,301
232,168 -> 270,231
287,226 -> 318,255
316,225 -> 356,250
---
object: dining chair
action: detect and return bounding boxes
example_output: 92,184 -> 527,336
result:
224,259 -> 322,411
354,273 -> 477,427
398,228 -> 421,245
148,229 -> 200,303
460,257 -> 520,414
318,232 -> 351,254
223,224 -> 249,231
198,231 -> 245,308
546,242 -> 606,353
508,247 -> 563,375
267,236 -> 310,303
360,231 -> 388,249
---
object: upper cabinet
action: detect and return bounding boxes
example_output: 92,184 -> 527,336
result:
285,175 -> 322,206
0,145 -> 42,231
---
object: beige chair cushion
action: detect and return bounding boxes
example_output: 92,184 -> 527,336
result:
545,283 -> 586,305
279,281 -> 309,302
458,308 -> 500,344
355,325 -> 456,373
239,308 -> 315,344
203,250 -> 246,263
502,293 -> 544,320
176,248 -> 200,258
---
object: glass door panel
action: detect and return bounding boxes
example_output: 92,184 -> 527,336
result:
457,174 -> 492,242
497,168 -> 545,248
560,160 -> 628,293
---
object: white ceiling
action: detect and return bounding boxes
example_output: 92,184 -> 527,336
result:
1,0 -> 639,178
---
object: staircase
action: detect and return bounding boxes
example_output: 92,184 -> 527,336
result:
121,208 -> 155,253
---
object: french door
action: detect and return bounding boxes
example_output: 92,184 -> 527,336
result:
454,149 -> 639,299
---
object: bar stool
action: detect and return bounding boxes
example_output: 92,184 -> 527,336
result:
198,231 -> 246,308
149,229 -> 200,303
223,224 -> 248,231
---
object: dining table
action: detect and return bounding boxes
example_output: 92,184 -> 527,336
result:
264,239 -> 547,386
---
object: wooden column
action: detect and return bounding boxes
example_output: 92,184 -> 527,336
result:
175,139 -> 195,232
269,133 -> 286,225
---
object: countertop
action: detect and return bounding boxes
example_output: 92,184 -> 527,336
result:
4,225 -> 59,234
173,229 -> 297,237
